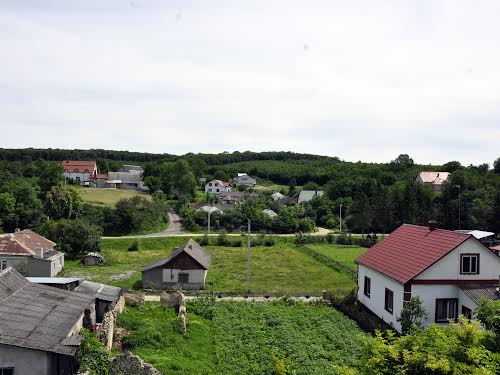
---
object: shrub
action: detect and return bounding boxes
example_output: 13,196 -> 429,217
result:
128,240 -> 140,252
264,235 -> 275,246
199,233 -> 210,246
75,329 -> 109,375
216,230 -> 228,246
396,296 -> 427,334
187,295 -> 216,320
336,233 -> 352,245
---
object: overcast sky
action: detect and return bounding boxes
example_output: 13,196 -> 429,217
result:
1,1 -> 499,165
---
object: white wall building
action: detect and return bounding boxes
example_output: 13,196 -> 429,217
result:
356,223 -> 500,333
205,179 -> 231,194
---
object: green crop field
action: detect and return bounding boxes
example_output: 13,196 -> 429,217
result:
306,244 -> 367,272
62,238 -> 356,293
118,301 -> 365,374
78,187 -> 151,207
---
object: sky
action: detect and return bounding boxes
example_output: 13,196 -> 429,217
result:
0,0 -> 499,165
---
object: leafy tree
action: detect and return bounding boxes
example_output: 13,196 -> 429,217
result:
172,159 -> 197,200
443,160 -> 463,172
302,181 -> 320,191
475,299 -> 500,352
0,178 -> 43,231
494,157 -> 500,174
75,329 -> 109,375
44,185 -> 82,220
489,192 -> 500,234
38,219 -> 102,259
114,196 -> 169,234
396,296 -> 427,334
390,154 -> 414,170
38,161 -> 64,194
288,178 -> 297,196
212,169 -> 230,181
361,318 -> 500,374
0,192 -> 16,229
348,193 -> 373,236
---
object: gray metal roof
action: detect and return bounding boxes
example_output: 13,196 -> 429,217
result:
298,190 -> 324,203
143,239 -> 211,271
74,280 -> 122,303
0,267 -> 94,356
461,285 -> 500,305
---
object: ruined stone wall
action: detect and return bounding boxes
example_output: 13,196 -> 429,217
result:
109,352 -> 162,375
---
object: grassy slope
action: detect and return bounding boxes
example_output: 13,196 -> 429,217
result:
118,302 -> 365,375
307,244 -> 367,272
78,187 -> 151,207
62,238 -> 356,293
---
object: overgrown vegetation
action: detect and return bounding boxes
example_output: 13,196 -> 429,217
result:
75,329 -> 109,375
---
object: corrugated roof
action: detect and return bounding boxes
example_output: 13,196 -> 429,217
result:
143,239 -> 211,271
298,190 -> 324,203
0,230 -> 56,256
26,277 -> 80,284
356,224 -> 470,284
74,281 -> 122,303
0,268 -> 94,356
461,285 -> 500,305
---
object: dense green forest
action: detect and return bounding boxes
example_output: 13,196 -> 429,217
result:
0,148 -> 499,235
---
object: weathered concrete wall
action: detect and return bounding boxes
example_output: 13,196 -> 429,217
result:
109,352 -> 161,375
0,344 -> 50,375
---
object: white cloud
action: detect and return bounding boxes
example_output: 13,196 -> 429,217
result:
0,0 -> 499,165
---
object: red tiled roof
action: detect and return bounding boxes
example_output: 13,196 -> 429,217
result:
356,224 -> 470,284
0,230 -> 56,256
490,245 -> 500,251
61,160 -> 97,171
211,180 -> 230,187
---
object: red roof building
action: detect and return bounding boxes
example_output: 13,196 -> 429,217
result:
61,160 -> 98,182
356,223 -> 500,333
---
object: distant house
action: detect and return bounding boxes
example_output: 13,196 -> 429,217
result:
142,239 -> 211,290
415,171 -> 450,192
234,173 -> 257,185
356,222 -> 500,333
0,229 -> 64,277
107,169 -> 149,192
0,267 -> 95,375
205,180 -> 231,194
298,190 -> 324,204
61,160 -> 98,185
271,192 -> 285,201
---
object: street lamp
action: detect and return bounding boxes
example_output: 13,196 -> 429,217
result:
204,206 -> 219,234
339,204 -> 343,233
454,185 -> 461,231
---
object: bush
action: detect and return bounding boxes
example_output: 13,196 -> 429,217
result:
199,233 -> 210,246
75,329 -> 109,375
216,230 -> 228,246
187,295 -> 216,320
336,233 -> 352,245
264,235 -> 275,246
128,240 -> 140,252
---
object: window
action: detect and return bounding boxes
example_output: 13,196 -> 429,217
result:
178,273 -> 189,284
0,367 -> 15,375
0,260 -> 7,270
435,298 -> 458,323
384,288 -> 393,314
460,254 -> 479,274
363,276 -> 371,298
73,169 -> 79,173
462,305 -> 472,319
216,189 -> 220,192
209,182 -> 212,186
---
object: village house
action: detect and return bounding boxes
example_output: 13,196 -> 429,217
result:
205,179 -> 231,194
271,192 -> 285,201
107,165 -> 149,192
0,267 -> 95,375
61,160 -> 98,185
0,229 -> 64,277
233,173 -> 257,185
142,239 -> 211,290
298,190 -> 324,204
356,222 -> 500,333
415,171 -> 450,192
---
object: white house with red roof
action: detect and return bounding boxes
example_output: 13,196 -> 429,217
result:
61,160 -> 98,185
356,222 -> 500,333
205,179 -> 231,194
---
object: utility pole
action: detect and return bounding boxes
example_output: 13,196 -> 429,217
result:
454,185 -> 461,230
247,218 -> 251,293
339,204 -> 343,233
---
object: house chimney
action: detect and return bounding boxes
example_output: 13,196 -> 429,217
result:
428,220 -> 439,231
36,248 -> 44,259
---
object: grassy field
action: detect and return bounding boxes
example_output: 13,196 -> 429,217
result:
62,238 -> 356,293
307,244 -> 367,272
118,301 -> 365,375
78,187 -> 151,207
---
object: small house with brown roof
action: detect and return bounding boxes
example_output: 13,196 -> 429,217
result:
356,222 -> 500,333
142,239 -> 211,290
205,180 -> 231,194
415,171 -> 450,192
0,229 -> 64,277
